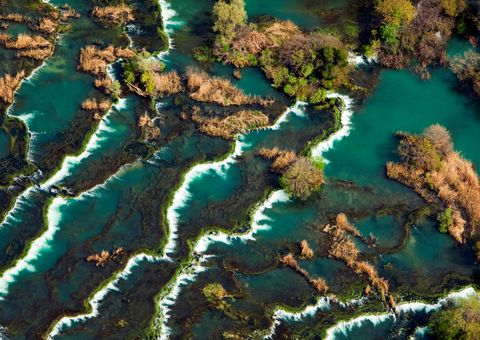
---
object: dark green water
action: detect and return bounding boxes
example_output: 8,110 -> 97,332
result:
0,0 -> 479,339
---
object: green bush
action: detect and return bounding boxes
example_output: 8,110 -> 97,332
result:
429,295 -> 480,339
437,208 -> 453,233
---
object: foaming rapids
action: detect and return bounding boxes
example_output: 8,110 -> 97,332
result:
155,255 -> 212,340
41,98 -> 128,189
48,253 -> 159,339
265,296 -> 367,339
0,197 -> 66,300
0,187 -> 35,227
157,189 -> 289,338
157,0 -> 182,58
194,190 -> 290,253
163,101 -> 304,258
324,287 -> 477,340
310,93 -> 354,163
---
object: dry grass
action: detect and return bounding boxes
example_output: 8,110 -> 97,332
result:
2,33 -> 51,50
86,247 -> 125,267
152,71 -> 183,96
324,215 -> 391,302
299,240 -> 314,260
387,125 -> 480,242
257,147 -> 297,173
79,45 -> 134,76
81,98 -> 111,112
280,253 -> 329,294
0,13 -> 27,23
17,46 -> 54,60
336,213 -> 362,238
0,70 -> 26,104
32,17 -> 58,34
92,5 -> 134,23
186,67 -> 272,106
94,76 -> 113,91
192,109 -> 269,139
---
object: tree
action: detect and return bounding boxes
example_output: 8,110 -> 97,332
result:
280,157 -> 324,200
423,124 -> 453,156
212,0 -> 247,47
429,296 -> 480,339
376,0 -> 416,26
442,0 -> 467,17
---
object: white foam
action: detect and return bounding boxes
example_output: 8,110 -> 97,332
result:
157,0 -> 183,59
0,197 -> 66,300
266,296 -> 367,338
164,100 -> 305,258
324,287 -> 477,340
163,136 -> 250,257
267,101 -> 307,131
194,189 -> 290,253
310,93 -> 354,163
155,254 -> 212,340
41,99 -> 128,189
48,253 -> 159,339
0,187 -> 35,227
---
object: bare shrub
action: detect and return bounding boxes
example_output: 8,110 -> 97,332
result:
186,67 -> 272,106
299,240 -> 314,260
152,71 -> 183,96
192,110 -> 269,139
92,5 -> 134,24
0,71 -> 26,104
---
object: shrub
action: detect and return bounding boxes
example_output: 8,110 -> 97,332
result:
376,0 -> 416,26
438,208 -> 453,233
280,157 -> 324,200
429,295 -> 480,339
202,283 -> 228,302
0,71 -> 26,104
92,5 -> 134,24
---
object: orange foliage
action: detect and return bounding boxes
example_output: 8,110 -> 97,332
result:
299,240 -> 314,260
92,5 -> 134,23
186,67 -> 272,106
0,71 -> 26,104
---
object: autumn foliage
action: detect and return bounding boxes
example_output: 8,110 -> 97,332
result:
186,67 -> 272,107
257,148 -> 324,200
92,5 -> 134,24
0,71 -> 26,104
387,125 -> 480,243
323,214 -> 390,301
280,253 -> 329,294
86,247 -> 125,267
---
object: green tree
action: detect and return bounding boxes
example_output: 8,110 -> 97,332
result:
376,0 -> 416,26
429,296 -> 480,340
212,0 -> 247,46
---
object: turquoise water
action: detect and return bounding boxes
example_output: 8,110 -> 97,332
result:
0,0 -> 479,339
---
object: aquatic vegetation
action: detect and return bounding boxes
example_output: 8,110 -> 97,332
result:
257,147 -> 324,200
79,45 -> 135,78
428,294 -> 480,339
299,240 -> 314,260
370,0 -> 475,77
387,125 -> 480,243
